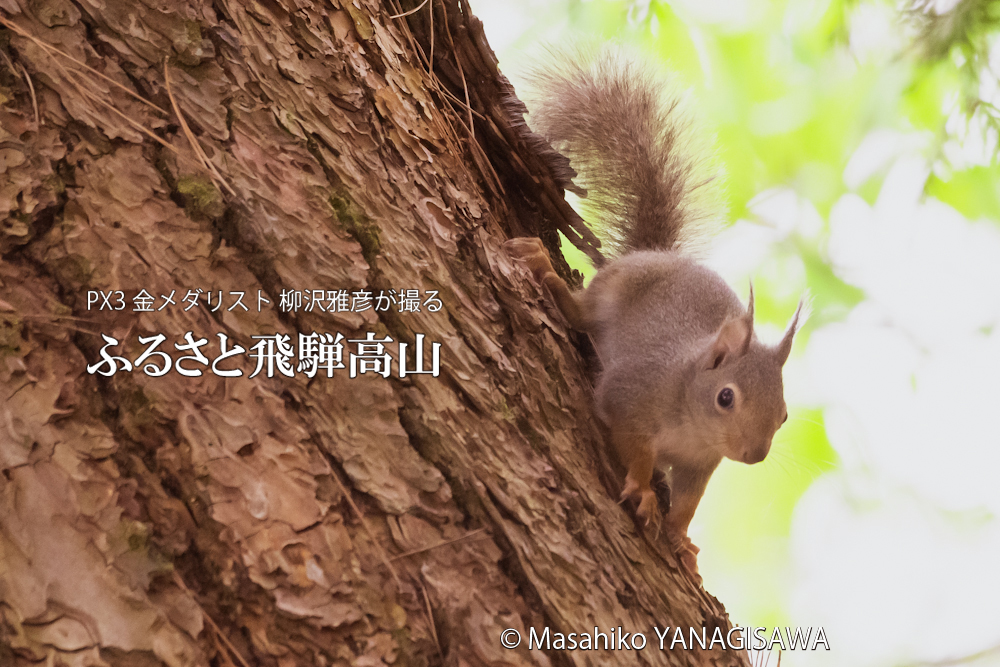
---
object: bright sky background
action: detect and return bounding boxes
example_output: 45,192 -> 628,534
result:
469,1 -> 1000,665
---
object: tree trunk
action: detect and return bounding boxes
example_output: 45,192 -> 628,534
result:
0,1 -> 748,665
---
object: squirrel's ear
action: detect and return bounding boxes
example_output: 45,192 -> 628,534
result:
776,298 -> 806,365
745,281 -> 755,331
704,317 -> 753,370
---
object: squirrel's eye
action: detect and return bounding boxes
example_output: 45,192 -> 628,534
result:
717,387 -> 735,409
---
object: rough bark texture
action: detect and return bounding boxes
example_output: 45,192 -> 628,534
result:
0,1 -> 748,665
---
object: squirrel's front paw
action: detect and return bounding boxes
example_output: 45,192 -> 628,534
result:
620,477 -> 659,526
504,238 -> 556,283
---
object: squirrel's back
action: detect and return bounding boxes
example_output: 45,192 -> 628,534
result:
521,46 -> 715,256
581,251 -> 744,366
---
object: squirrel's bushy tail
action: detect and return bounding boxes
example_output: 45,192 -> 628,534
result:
522,46 -> 715,255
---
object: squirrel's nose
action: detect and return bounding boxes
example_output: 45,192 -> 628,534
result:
742,443 -> 770,464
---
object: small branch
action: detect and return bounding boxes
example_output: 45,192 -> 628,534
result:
163,57 -> 236,197
0,16 -> 170,116
17,63 -> 39,127
389,0 -> 430,19
172,571 -> 252,667
419,576 -> 443,661
389,527 -> 488,561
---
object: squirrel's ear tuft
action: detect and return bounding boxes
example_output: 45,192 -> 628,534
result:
776,296 -> 809,365
705,317 -> 753,370
745,280 -> 755,331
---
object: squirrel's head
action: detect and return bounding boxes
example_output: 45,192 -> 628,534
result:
687,289 -> 804,465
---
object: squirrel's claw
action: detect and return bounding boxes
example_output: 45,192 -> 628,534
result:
635,489 -> 658,524
503,237 -> 545,254
620,475 -> 641,501
504,238 -> 556,284
621,476 -> 660,526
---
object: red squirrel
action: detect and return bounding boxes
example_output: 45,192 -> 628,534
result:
506,47 -> 803,578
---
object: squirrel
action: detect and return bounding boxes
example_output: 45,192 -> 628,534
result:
505,46 -> 803,578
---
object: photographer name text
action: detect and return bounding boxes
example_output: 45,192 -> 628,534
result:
499,625 -> 829,652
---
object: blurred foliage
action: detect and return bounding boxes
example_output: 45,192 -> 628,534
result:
907,0 -> 1000,63
482,0 -> 1000,631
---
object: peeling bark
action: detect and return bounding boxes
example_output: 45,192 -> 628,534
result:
0,1 -> 748,665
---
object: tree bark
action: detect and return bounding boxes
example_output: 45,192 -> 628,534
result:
0,1 -> 748,665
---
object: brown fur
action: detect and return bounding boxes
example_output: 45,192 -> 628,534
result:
519,45 -> 713,255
